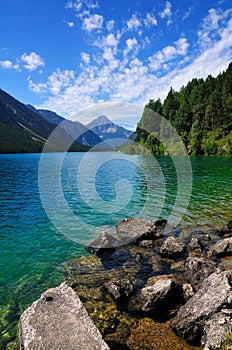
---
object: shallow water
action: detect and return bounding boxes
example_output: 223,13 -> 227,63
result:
0,152 -> 231,348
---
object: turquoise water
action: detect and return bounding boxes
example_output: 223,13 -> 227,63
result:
0,152 -> 231,348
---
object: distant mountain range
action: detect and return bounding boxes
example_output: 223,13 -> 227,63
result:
0,88 -> 133,153
87,115 -> 133,147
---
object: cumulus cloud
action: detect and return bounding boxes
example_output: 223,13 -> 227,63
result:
21,52 -> 45,71
127,14 -> 141,31
81,52 -> 91,64
0,60 -> 13,69
159,1 -> 172,25
82,14 -> 103,31
149,37 -> 189,71
0,60 -> 20,70
123,37 -> 139,56
144,13 -> 158,27
106,19 -> 115,32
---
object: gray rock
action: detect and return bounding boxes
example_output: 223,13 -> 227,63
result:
185,257 -> 216,291
104,277 -> 134,301
19,282 -> 109,350
86,231 -> 121,254
128,278 -> 182,313
116,218 -> 165,244
188,237 -> 203,254
171,270 -> 232,345
159,236 -> 186,258
210,237 -> 232,257
138,240 -> 154,248
202,311 -> 232,350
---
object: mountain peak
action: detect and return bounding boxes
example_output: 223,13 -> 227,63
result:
87,115 -> 113,129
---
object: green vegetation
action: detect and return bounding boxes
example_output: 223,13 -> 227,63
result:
220,332 -> 232,349
135,62 -> 232,155
0,89 -> 89,153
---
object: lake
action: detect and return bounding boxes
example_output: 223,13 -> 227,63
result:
0,152 -> 231,348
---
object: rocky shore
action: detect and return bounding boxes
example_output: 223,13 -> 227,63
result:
20,218 -> 232,350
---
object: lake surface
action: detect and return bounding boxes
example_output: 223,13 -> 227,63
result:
0,152 -> 231,348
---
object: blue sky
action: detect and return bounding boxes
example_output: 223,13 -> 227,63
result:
0,0 -> 232,128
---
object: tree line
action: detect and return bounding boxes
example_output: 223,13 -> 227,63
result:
135,62 -> 232,155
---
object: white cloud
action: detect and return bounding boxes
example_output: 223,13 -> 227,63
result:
123,37 -> 139,56
0,60 -> 13,69
144,13 -> 158,27
182,6 -> 193,21
47,69 -> 75,95
28,79 -> 47,94
159,1 -> 172,25
68,21 -> 75,27
0,60 -> 20,71
149,37 -> 189,71
197,8 -> 232,49
106,19 -> 115,31
21,52 -> 45,71
81,52 -> 90,64
127,14 -> 141,31
82,14 -> 103,31
66,0 -> 98,11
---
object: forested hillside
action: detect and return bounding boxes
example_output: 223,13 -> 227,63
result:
135,62 -> 232,155
0,89 -> 89,153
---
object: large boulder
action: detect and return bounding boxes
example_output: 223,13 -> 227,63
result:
19,282 -> 109,350
201,311 -> 232,350
128,278 -> 182,314
116,218 -> 165,244
171,270 -> 232,345
159,237 -> 186,258
184,257 -> 216,291
210,237 -> 232,257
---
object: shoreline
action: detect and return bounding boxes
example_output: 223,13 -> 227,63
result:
19,218 -> 232,350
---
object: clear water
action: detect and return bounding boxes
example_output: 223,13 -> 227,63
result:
0,152 -> 231,348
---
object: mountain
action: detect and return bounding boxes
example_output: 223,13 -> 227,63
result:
28,106 -> 102,147
86,115 -> 133,146
136,62 -> 232,156
0,89 -> 89,153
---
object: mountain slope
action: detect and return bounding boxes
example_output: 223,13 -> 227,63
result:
87,115 -> 133,146
0,89 -> 88,153
28,106 -> 102,147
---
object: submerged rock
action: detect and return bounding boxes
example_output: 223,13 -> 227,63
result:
171,270 -> 232,345
19,282 -> 109,350
160,236 -> 186,258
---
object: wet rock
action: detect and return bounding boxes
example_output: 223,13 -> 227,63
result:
128,278 -> 182,315
19,282 -> 109,350
201,311 -> 232,350
227,220 -> 232,230
139,240 -> 154,248
184,257 -> 216,291
188,238 -> 203,255
210,237 -> 232,257
104,277 -> 134,301
160,237 -> 186,258
86,231 -> 121,254
116,218 -> 165,244
171,270 -> 232,345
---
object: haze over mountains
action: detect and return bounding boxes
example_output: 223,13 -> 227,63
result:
0,88 -> 133,153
